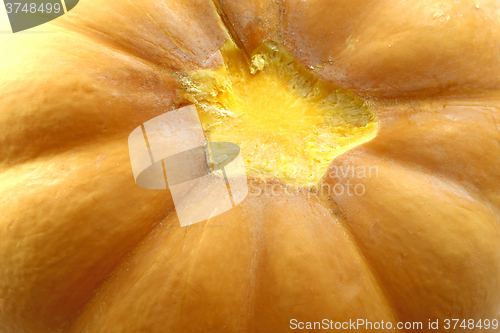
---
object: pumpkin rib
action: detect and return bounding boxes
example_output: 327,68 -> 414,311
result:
66,186 -> 402,332
318,151 -> 412,326
323,110 -> 500,324
331,141 -> 500,220
319,193 -> 404,326
0,138 -> 176,333
66,191 -> 255,331
50,0 -> 227,71
0,28 -> 181,168
326,171 -> 500,323
363,104 -> 500,211
51,22 -> 179,71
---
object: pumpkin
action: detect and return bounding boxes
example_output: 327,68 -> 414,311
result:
1,0 -> 500,332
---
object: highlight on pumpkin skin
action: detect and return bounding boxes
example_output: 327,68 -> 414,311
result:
180,39 -> 378,186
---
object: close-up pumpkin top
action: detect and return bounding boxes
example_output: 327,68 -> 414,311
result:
0,0 -> 500,332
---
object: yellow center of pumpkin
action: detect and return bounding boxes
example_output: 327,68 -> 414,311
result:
180,40 -> 377,185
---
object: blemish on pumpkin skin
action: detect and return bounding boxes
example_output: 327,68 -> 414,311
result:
180,39 -> 378,186
95,155 -> 108,169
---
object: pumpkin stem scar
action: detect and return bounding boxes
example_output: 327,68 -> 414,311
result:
179,39 -> 378,186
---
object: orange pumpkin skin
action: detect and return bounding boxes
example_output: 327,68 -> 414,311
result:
1,1 -> 500,332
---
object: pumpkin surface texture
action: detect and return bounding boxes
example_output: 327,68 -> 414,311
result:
1,0 -> 500,332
